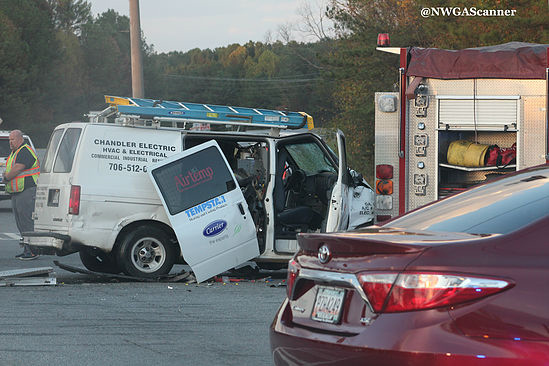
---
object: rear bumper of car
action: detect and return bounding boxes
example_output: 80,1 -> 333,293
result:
22,231 -> 72,255
269,300 -> 549,366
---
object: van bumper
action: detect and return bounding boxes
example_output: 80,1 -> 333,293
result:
22,232 -> 73,255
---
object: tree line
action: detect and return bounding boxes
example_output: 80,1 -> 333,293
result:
0,0 -> 546,182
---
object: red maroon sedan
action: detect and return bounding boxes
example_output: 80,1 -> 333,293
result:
270,165 -> 549,365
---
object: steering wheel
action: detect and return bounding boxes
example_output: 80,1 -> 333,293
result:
286,168 -> 307,193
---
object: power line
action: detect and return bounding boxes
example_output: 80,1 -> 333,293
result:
162,74 -> 322,83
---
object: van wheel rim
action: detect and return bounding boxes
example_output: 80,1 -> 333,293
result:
130,237 -> 166,273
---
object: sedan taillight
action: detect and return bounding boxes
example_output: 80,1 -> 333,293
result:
357,272 -> 512,313
286,258 -> 300,299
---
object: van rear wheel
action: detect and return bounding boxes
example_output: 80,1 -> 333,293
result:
117,226 -> 176,278
79,249 -> 121,274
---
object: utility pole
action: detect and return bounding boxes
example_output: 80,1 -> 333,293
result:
129,0 -> 144,98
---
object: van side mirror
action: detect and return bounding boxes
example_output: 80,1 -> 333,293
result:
349,169 -> 364,186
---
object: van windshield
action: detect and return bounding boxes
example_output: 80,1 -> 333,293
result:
285,142 -> 336,175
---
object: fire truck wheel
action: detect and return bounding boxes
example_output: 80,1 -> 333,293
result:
117,226 -> 176,278
79,249 -> 121,274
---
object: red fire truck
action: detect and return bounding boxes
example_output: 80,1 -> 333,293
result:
374,42 -> 549,221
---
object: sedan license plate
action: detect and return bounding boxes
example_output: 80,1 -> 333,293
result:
311,286 -> 345,324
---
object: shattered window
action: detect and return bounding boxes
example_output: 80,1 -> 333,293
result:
285,142 -> 336,175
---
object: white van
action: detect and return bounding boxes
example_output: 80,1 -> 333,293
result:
24,97 -> 375,280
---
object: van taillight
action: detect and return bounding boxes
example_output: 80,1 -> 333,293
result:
69,185 -> 81,215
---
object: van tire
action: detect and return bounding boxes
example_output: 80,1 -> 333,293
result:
117,226 -> 176,278
79,249 -> 121,274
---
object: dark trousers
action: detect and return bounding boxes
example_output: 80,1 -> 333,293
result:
11,186 -> 36,253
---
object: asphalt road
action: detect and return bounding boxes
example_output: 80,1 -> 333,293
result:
0,200 -> 285,366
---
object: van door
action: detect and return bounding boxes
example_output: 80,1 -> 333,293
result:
325,130 -> 350,232
148,140 -> 259,282
33,127 -> 82,230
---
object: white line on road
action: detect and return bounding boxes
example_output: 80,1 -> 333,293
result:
0,233 -> 20,240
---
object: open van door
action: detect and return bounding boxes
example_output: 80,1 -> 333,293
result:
325,130 -> 351,232
148,140 -> 259,282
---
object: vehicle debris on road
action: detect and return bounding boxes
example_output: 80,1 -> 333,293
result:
0,267 -> 56,286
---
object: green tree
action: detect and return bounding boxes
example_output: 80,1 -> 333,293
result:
0,0 -> 59,143
80,10 -> 132,110
47,0 -> 92,35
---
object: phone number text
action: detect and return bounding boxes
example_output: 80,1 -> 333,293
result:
109,163 -> 148,173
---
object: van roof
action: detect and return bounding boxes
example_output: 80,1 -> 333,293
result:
54,121 -> 316,139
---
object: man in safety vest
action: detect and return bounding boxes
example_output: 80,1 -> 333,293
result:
1,130 -> 40,260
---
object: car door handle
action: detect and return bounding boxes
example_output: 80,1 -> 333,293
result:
238,202 -> 245,215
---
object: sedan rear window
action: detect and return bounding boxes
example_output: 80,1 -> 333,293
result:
389,170 -> 549,235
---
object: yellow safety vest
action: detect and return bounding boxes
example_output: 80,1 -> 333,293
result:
5,144 -> 40,194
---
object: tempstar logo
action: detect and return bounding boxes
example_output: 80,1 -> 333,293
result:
175,167 -> 214,192
184,195 -> 227,218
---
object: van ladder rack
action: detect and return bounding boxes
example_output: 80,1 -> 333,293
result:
104,95 -> 314,130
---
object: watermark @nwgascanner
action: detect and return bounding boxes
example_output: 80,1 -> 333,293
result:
421,7 -> 517,18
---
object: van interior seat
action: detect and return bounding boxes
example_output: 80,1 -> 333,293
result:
274,148 -> 322,233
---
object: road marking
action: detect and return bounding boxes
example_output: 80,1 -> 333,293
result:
0,233 -> 20,240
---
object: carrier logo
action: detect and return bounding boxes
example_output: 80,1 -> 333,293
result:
203,220 -> 227,237
175,167 -> 214,192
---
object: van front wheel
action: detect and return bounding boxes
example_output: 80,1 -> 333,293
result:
118,226 -> 176,278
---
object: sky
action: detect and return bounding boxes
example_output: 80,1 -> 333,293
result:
90,0 -> 330,53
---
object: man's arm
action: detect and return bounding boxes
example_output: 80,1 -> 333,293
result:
2,163 -> 26,181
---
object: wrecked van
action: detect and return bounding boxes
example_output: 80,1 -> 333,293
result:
24,96 -> 375,281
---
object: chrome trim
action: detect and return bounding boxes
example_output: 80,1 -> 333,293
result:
292,306 -> 305,313
317,245 -> 331,264
298,268 -> 374,313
